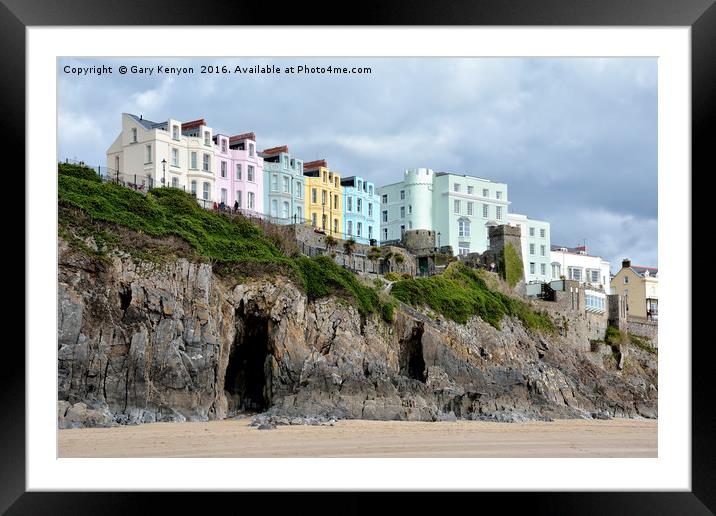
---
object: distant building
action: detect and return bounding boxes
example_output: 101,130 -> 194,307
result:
304,159 -> 342,237
610,258 -> 658,319
213,132 -> 263,214
377,168 -> 509,255
261,145 -> 305,223
507,213 -> 551,283
341,175 -> 380,245
550,244 -> 611,292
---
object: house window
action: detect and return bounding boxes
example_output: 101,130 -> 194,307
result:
145,144 -> 152,163
483,204 -> 489,218
467,202 -> 473,215
400,190 -> 405,200
529,227 -> 535,237
283,176 -> 290,193
540,228 -> 546,238
236,190 -> 242,208
540,245 -> 546,256
190,152 -> 197,170
220,161 -> 227,178
482,188 -> 489,197
383,228 -> 388,241
235,164 -> 242,180
296,206 -> 302,219
347,220 -> 353,236
357,198 -> 362,213
357,222 -> 362,237
247,165 -> 255,182
467,185 -> 474,195
540,263 -> 546,276
202,153 -> 210,172
589,270 -> 600,283
454,183 -> 461,192
496,206 -> 502,219
131,128 -> 138,143
190,180 -> 197,195
458,218 -> 471,237
312,213 -> 317,227
569,267 -> 582,281
321,190 -> 326,205
312,188 -> 317,204
400,225 -> 405,235
382,194 -> 388,204
247,192 -> 255,209
221,188 -> 227,204
290,158 -> 295,169
368,226 -> 373,240
171,176 -> 178,187
400,206 -> 405,218
334,195 -> 339,209
271,174 -> 278,191
334,219 -> 338,233
171,148 -> 179,167
271,199 -> 278,217
172,125 -> 179,140
115,155 -> 120,172
530,243 -> 535,255
458,243 -> 470,256
322,214 -> 327,229
624,275 -> 629,284
282,201 -> 289,219
552,263 -> 560,279
221,139 -> 227,153
368,203 -> 373,217
454,200 -> 460,213
347,197 -> 353,212
202,182 -> 210,200
369,185 -> 373,195
496,191 -> 502,200
530,262 -> 536,275
247,143 -> 254,156
382,210 -> 388,222
204,131 -> 210,146
297,182 -> 302,198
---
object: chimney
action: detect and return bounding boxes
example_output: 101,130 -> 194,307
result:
140,114 -> 143,120
622,258 -> 631,269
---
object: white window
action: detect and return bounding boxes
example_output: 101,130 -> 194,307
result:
235,164 -> 242,180
400,190 -> 405,200
204,131 -> 210,145
249,143 -> 255,157
540,228 -> 546,238
190,180 -> 197,195
220,161 -> 227,178
172,125 -> 179,140
467,185 -> 474,195
347,220 -> 353,236
454,183 -> 461,192
171,176 -> 178,187
569,267 -> 583,281
131,128 -> 138,143
530,262 -> 536,275
357,198 -> 362,213
297,181 -> 303,198
145,144 -> 152,163
171,148 -> 178,167
220,188 -> 227,204
540,245 -> 546,256
368,226 -> 373,240
312,188 -> 317,204
369,185 -> 373,195
368,203 -> 373,217
202,154 -> 210,172
271,199 -> 278,217
221,139 -> 227,153
496,206 -> 503,219
202,182 -> 210,200
589,270 -> 600,283
458,218 -> 471,237
190,152 -> 197,169
496,191 -> 502,200
283,176 -> 290,193
467,202 -> 473,215
357,222 -> 362,237
482,188 -> 489,197
458,243 -> 470,256
540,263 -> 546,276
454,200 -> 460,214
282,201 -> 289,219
347,197 -> 353,212
382,210 -> 388,222
271,174 -> 278,191
247,192 -> 255,209
483,204 -> 489,218
529,227 -> 535,237
530,243 -> 535,255
552,263 -> 560,279
236,190 -> 242,208
382,194 -> 388,203
321,190 -> 326,205
248,165 -> 254,182
400,206 -> 405,218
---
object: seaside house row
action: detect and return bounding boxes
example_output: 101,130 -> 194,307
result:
507,213 -> 552,284
610,258 -> 658,319
550,244 -> 611,292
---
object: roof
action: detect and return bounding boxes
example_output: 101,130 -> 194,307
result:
631,266 -> 658,277
126,113 -> 166,130
181,118 -> 206,131
552,244 -> 592,255
261,145 -> 289,156
229,132 -> 256,143
435,171 -> 500,183
304,159 -> 328,171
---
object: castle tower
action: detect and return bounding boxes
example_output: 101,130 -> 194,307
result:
403,168 -> 434,230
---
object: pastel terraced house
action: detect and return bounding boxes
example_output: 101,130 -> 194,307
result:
341,175 -> 380,245
106,113 -> 216,202
261,145 -> 306,223
304,159 -> 342,237
507,213 -> 551,283
550,244 -> 611,292
610,259 -> 658,319
378,168 -> 509,256
213,132 -> 263,214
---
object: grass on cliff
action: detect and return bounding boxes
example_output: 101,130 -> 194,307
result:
58,164 -> 389,318
390,262 -> 555,333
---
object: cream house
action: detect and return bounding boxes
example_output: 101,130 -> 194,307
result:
106,113 -> 216,204
610,259 -> 658,319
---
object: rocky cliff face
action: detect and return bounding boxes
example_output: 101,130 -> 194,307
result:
57,240 -> 657,428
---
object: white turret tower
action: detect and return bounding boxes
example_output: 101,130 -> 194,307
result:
403,168 -> 434,230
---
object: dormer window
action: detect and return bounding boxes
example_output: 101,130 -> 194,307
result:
172,125 -> 179,140
131,128 -> 138,143
221,139 -> 227,153
249,143 -> 255,157
204,131 -> 210,146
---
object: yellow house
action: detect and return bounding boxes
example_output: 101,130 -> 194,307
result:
610,259 -> 658,319
303,159 -> 342,237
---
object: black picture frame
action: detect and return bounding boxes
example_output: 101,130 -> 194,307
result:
4,0 -> 712,513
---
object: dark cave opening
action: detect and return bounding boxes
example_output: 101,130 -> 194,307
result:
119,285 -> 132,311
400,323 -> 426,382
224,310 -> 273,413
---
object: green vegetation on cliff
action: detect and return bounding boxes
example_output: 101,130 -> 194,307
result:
391,262 -> 555,332
58,164 -> 387,317
500,242 -> 523,288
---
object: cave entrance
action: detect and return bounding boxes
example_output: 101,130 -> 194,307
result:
400,322 -> 426,382
224,310 -> 273,413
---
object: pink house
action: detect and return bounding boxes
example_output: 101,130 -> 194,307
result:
213,132 -> 264,215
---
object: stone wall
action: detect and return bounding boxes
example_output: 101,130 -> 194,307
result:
627,319 -> 658,348
402,229 -> 436,256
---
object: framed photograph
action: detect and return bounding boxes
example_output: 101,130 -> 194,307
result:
8,0 -> 713,512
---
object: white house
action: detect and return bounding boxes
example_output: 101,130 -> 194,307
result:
550,244 -> 612,292
106,113 -> 216,204
507,213 -> 551,284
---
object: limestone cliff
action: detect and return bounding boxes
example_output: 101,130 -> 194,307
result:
57,239 -> 657,428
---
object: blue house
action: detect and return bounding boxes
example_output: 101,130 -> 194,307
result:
341,175 -> 380,245
260,145 -> 305,223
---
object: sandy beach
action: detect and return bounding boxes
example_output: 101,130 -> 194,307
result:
58,418 -> 657,458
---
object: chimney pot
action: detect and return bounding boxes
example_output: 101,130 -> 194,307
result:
622,258 -> 631,269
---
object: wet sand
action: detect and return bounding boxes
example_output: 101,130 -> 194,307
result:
58,418 -> 657,458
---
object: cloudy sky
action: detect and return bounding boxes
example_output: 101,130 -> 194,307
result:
58,57 -> 657,270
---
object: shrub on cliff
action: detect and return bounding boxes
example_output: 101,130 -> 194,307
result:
391,262 -> 554,333
58,162 -> 101,182
499,243 -> 523,288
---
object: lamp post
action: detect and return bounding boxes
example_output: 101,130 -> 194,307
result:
161,158 -> 167,187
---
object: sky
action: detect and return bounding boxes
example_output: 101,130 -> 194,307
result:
58,57 -> 657,271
